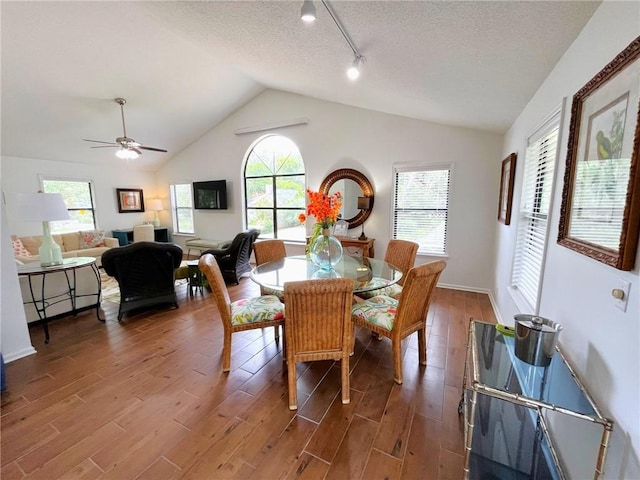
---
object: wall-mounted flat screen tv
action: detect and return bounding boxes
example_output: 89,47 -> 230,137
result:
193,180 -> 228,210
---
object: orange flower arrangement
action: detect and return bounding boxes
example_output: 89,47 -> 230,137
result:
299,189 -> 343,252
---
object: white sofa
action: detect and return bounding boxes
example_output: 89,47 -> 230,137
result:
14,232 -> 119,267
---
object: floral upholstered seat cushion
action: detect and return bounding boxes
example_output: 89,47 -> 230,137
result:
351,295 -> 398,331
262,286 -> 285,302
358,277 -> 403,299
230,295 -> 284,326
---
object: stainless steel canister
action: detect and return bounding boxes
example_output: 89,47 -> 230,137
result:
514,315 -> 562,366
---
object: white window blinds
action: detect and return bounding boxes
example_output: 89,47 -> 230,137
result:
392,165 -> 451,255
511,112 -> 560,311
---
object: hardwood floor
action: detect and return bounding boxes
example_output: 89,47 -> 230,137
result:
1,275 -> 496,480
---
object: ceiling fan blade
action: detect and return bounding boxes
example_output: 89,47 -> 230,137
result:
139,145 -> 168,153
86,99 -> 167,157
84,139 -> 117,145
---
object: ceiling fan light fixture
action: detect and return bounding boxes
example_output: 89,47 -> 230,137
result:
116,147 -> 139,160
300,0 -> 316,23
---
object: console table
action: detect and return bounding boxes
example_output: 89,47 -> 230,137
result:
461,320 -> 613,480
335,236 -> 375,258
112,227 -> 170,246
17,257 -> 102,343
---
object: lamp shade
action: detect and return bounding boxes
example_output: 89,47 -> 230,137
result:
16,193 -> 70,222
147,199 -> 163,211
357,196 -> 371,210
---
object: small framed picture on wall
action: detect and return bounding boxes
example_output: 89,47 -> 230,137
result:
498,153 -> 517,225
117,188 -> 145,213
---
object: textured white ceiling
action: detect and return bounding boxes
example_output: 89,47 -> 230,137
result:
1,1 -> 601,170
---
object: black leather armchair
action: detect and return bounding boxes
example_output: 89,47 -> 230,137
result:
202,229 -> 260,284
102,241 -> 183,320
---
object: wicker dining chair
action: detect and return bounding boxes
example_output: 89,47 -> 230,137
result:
351,260 -> 446,384
253,239 -> 287,299
199,253 -> 285,372
356,239 -> 419,300
253,239 -> 287,340
284,278 -> 354,410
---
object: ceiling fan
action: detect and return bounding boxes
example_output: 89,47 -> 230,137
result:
84,97 -> 167,159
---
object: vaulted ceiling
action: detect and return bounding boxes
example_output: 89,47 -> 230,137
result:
1,1 -> 600,170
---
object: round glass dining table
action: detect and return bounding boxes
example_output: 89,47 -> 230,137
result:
250,255 -> 403,294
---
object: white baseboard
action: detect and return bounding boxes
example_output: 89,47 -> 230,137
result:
4,346 -> 37,363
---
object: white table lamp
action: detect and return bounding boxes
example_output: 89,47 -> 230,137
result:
147,198 -> 163,227
16,192 -> 71,267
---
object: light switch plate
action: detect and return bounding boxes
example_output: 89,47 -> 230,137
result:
613,279 -> 631,312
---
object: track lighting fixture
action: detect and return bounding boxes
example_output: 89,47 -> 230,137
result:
301,0 -> 365,81
300,0 -> 316,23
347,55 -> 362,81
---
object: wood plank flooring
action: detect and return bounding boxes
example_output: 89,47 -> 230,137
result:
1,274 -> 496,480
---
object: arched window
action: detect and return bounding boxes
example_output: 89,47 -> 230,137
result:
244,135 -> 306,241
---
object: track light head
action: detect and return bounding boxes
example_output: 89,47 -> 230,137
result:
347,56 -> 362,81
301,0 -> 316,23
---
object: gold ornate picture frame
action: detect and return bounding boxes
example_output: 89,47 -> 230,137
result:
498,153 -> 517,225
558,36 -> 640,271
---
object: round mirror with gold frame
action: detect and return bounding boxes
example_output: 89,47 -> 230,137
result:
319,168 -> 374,229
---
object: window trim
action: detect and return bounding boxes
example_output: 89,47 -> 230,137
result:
170,182 -> 195,235
243,134 -> 306,241
391,162 -> 453,257
39,175 -> 98,233
509,104 -> 564,313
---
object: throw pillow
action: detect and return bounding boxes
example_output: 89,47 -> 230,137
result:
12,238 -> 32,257
80,230 -> 106,248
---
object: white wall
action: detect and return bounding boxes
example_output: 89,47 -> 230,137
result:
2,155 -> 158,237
494,2 -> 640,477
156,90 -> 503,291
1,195 -> 36,362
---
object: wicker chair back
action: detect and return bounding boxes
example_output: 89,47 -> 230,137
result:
384,240 -> 419,286
284,277 -> 353,409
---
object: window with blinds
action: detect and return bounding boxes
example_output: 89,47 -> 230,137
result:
511,112 -> 561,311
392,165 -> 451,255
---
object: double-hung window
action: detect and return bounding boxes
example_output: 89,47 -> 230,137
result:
170,183 -> 195,234
511,110 -> 561,311
392,164 -> 451,256
41,178 -> 96,234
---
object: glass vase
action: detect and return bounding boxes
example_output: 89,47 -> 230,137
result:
309,228 -> 343,270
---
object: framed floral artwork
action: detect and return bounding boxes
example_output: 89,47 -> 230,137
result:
117,188 -> 145,213
498,153 -> 517,225
558,36 -> 640,270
